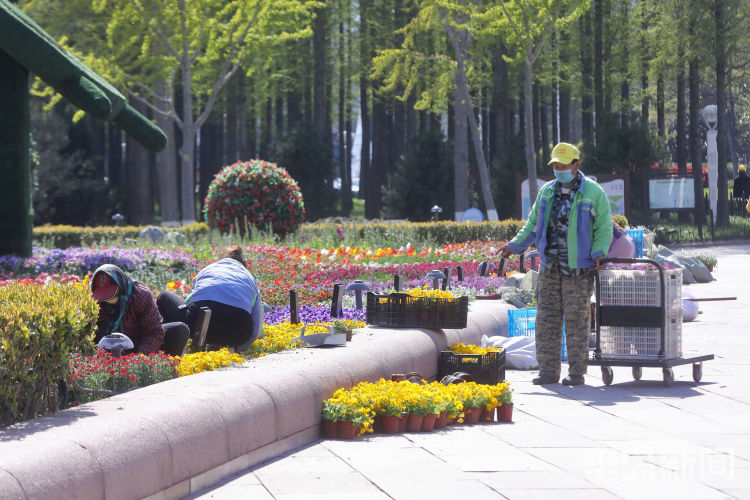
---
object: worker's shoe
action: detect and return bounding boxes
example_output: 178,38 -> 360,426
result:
532,375 -> 559,385
562,375 -> 585,386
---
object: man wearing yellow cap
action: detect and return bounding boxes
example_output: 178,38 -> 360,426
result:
734,165 -> 749,200
500,142 -> 612,385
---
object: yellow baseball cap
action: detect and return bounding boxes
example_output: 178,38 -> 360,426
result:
548,142 -> 580,165
740,165 -> 746,172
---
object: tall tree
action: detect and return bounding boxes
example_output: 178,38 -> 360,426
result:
496,0 -> 588,204
91,0 -> 315,224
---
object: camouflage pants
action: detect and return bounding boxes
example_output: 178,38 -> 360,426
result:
536,262 -> 595,379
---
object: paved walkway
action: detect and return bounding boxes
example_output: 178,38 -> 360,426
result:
190,242 -> 750,500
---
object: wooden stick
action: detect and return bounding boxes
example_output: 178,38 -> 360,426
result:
685,297 -> 737,302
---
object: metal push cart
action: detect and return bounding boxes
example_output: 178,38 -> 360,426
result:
588,258 -> 714,387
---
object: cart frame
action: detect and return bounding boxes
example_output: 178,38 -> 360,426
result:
589,258 -> 714,386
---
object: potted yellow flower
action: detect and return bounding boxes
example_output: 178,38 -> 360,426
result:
497,386 -> 514,422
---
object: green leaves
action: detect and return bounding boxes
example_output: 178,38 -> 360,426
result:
0,282 -> 97,426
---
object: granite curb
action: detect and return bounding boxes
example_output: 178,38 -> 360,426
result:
0,300 -> 514,500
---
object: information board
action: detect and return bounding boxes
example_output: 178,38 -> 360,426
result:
648,178 -> 695,209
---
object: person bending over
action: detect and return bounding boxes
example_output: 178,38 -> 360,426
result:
157,246 -> 263,350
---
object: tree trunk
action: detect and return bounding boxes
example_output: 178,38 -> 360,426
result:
0,50 -> 31,256
238,73 -> 250,160
313,2 -> 328,144
594,0 -> 604,139
676,59 -> 689,222
179,39 -> 197,224
657,73 -> 665,137
640,11 -> 649,129
619,2 -> 630,130
126,99 -> 154,225
154,80 -> 179,225
580,11 -> 594,145
524,54 -> 539,204
453,83 -> 469,220
559,32 -> 571,142
359,0 -> 370,202
540,86 -> 550,165
338,15 -> 349,215
368,99 -> 388,218
199,120 -> 221,212
688,19 -> 705,226
447,16 -> 498,220
226,82 -> 238,164
715,0 -> 729,226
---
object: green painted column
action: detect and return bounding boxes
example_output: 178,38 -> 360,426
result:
0,49 -> 32,257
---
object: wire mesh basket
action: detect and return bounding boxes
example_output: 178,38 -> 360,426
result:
599,310 -> 682,359
598,267 -> 682,315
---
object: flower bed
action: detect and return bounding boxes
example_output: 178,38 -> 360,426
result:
1,232 -> 521,426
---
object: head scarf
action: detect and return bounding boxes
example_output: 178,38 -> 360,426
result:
91,264 -> 134,334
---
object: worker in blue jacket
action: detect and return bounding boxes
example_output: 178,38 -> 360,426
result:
157,246 -> 263,350
500,143 -> 612,386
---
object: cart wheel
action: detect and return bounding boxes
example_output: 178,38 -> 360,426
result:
602,366 -> 614,385
692,362 -> 703,383
662,367 -> 674,387
632,366 -> 642,380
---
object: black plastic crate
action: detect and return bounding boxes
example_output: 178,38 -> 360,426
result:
366,292 -> 469,329
439,350 -> 506,385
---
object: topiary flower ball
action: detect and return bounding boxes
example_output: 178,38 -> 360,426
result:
203,159 -> 305,237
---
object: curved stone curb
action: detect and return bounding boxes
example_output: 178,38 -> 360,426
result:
0,300 -> 513,500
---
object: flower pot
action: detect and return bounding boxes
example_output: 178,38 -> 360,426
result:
434,411 -> 449,429
373,415 -> 384,433
382,415 -> 400,434
481,407 -> 495,423
464,406 -> 482,425
421,413 -> 438,431
707,265 -> 714,272
391,374 -> 407,382
497,403 -> 513,423
338,420 -> 357,439
345,329 -> 353,341
322,419 -> 338,439
406,414 -> 424,432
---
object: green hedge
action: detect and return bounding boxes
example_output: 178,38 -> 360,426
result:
33,223 -> 210,248
0,282 -> 97,427
299,220 -> 526,246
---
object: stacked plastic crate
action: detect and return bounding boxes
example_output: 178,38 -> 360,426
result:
597,266 -> 682,359
508,307 -> 567,360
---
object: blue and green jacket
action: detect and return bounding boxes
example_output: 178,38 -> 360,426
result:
508,172 -> 613,269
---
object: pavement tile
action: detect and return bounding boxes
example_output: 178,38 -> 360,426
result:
467,470 -> 597,490
724,490 -> 750,499
372,477 -> 502,499
192,483 -> 275,499
252,456 -> 382,496
599,438 -> 717,456
642,454 -> 750,490
496,488 -> 619,500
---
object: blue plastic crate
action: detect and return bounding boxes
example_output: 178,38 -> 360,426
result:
626,229 -> 644,258
508,307 -> 567,360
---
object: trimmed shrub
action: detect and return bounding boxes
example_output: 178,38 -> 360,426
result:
0,282 -> 97,427
203,159 -> 305,237
33,222 -> 209,248
297,220 -> 525,246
